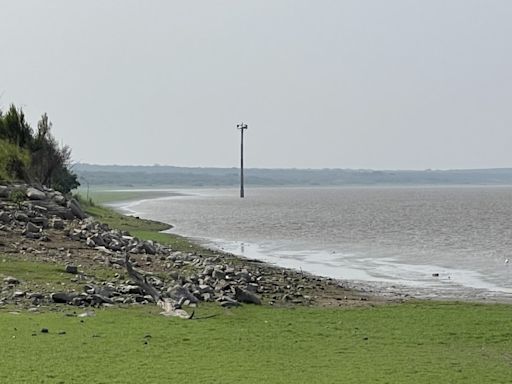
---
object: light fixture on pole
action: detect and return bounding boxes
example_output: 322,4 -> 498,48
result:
237,122 -> 248,198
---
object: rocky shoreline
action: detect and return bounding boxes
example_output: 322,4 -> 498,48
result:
1,183 -> 398,313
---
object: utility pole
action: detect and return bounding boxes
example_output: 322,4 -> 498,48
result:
237,122 -> 248,198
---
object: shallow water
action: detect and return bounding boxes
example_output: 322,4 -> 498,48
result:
114,186 -> 512,301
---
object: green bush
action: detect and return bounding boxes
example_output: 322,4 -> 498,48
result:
0,139 -> 30,181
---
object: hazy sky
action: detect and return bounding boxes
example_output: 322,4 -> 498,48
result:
1,1 -> 511,170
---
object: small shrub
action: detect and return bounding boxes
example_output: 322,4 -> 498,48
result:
9,189 -> 26,209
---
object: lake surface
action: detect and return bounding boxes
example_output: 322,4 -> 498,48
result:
113,186 -> 512,301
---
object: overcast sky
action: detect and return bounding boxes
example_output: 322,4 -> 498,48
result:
1,1 -> 511,170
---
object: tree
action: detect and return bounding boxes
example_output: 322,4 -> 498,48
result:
0,105 -> 33,148
0,106 -> 79,193
30,113 -> 79,193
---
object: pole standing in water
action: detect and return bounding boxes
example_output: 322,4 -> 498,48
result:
237,122 -> 248,198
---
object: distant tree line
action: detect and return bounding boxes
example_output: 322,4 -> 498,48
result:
0,104 -> 79,193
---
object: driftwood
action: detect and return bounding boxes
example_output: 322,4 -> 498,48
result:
124,254 -> 193,319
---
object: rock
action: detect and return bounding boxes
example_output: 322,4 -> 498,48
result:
25,232 -> 41,239
14,212 -> 29,222
29,216 -> 48,228
68,198 -> 86,219
167,286 -> 200,304
3,276 -> 20,285
90,234 -> 105,247
52,193 -> 66,206
0,186 -> 10,198
212,269 -> 226,280
143,241 -> 156,255
91,294 -> 114,305
26,222 -> 41,233
51,218 -> 65,230
26,187 -> 46,200
86,238 -> 95,247
51,292 -> 77,304
0,211 -> 10,223
118,285 -> 142,295
203,265 -> 215,276
219,297 -> 241,308
78,311 -> 96,318
65,265 -> 78,274
13,291 -> 26,298
198,284 -> 214,294
234,286 -> 261,305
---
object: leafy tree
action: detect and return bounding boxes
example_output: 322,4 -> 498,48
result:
0,105 -> 79,193
0,104 -> 33,148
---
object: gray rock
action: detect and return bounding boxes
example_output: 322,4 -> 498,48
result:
14,212 -> 29,222
219,297 -> 241,308
90,234 -> 106,247
29,216 -> 48,228
198,284 -> 214,294
51,292 -> 77,304
52,193 -> 66,206
203,265 -> 215,276
86,238 -> 95,247
0,186 -> 10,198
26,222 -> 42,233
143,241 -> 156,255
212,269 -> 226,280
3,276 -> 20,285
234,287 -> 261,305
0,211 -> 10,223
68,198 -> 86,219
26,187 -> 46,200
118,285 -> 142,294
51,218 -> 65,230
25,232 -> 41,239
167,285 -> 199,304
65,265 -> 78,274
13,290 -> 26,298
91,294 -> 114,305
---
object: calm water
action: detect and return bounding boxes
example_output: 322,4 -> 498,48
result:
115,186 -> 512,301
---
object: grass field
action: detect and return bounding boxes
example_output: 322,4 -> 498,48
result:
1,303 -> 511,383
2,192 -> 511,383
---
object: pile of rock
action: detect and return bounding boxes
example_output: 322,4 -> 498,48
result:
0,184 -> 85,241
66,220 -> 170,256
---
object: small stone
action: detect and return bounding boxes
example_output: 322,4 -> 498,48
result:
65,265 -> 78,274
3,276 -> 20,285
26,222 -> 41,233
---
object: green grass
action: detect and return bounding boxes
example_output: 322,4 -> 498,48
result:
1,303 -> 511,383
76,188 -> 173,205
0,255 -> 116,290
0,257 -> 68,284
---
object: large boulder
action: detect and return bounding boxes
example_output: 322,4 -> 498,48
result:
26,187 -> 46,200
234,286 -> 261,305
68,198 -> 86,219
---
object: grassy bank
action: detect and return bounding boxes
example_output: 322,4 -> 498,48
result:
1,303 -> 511,383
